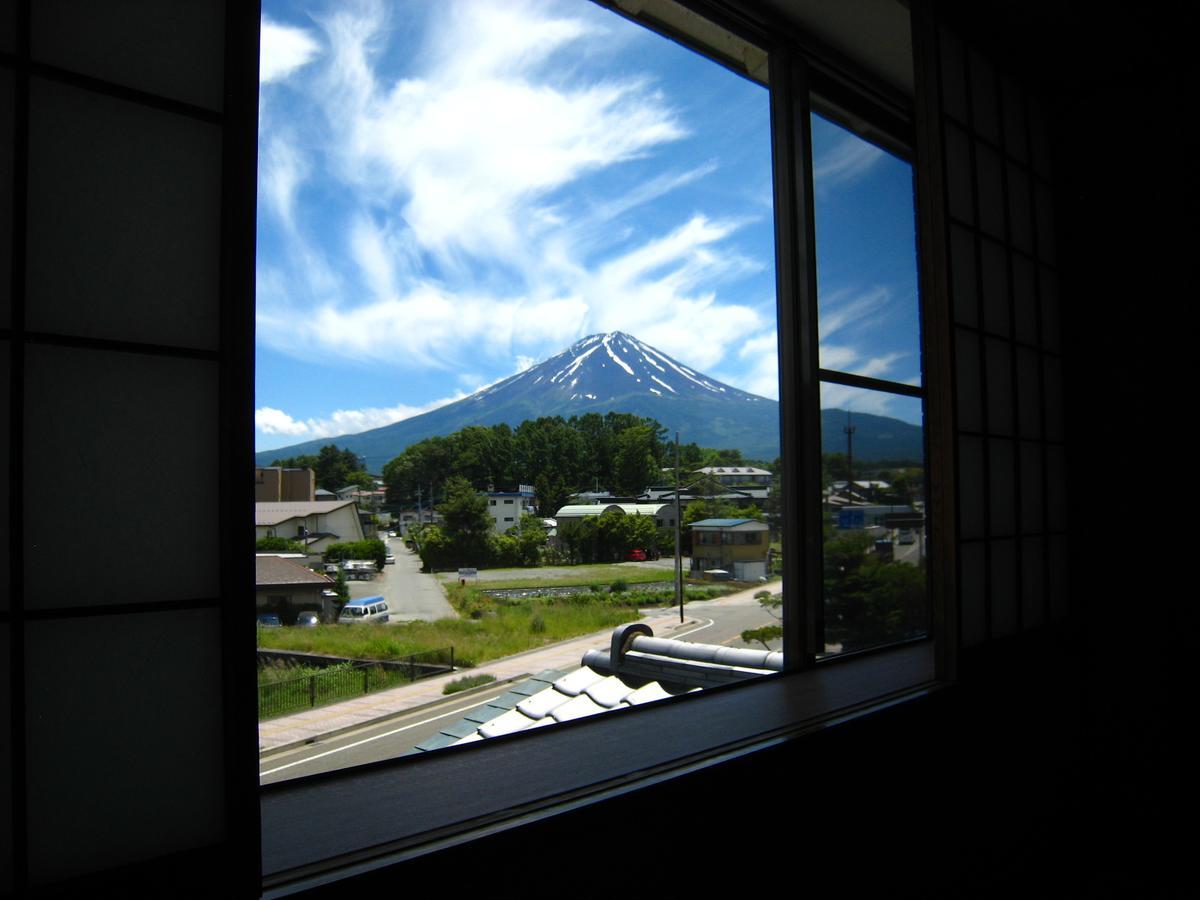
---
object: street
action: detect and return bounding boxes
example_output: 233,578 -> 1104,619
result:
344,535 -> 455,622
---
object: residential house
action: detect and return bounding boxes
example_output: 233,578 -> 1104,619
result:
255,500 -> 365,554
255,556 -> 337,624
688,518 -> 771,580
485,485 -> 536,533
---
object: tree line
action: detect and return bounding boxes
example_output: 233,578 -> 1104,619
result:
380,412 -> 773,518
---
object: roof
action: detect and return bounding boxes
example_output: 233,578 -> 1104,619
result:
689,518 -> 769,529
254,556 -> 333,587
554,502 -> 670,518
409,625 -> 781,754
694,466 -> 772,476
255,500 -> 357,526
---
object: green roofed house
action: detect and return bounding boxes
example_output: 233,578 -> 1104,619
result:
689,518 -> 770,581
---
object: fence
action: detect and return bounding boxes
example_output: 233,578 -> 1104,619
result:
257,647 -> 455,720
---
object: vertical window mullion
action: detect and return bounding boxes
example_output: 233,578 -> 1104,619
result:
769,47 -> 821,670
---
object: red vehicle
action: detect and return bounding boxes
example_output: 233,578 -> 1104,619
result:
626,548 -> 647,561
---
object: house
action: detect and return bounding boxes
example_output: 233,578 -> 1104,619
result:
255,500 -> 365,554
255,556 -> 337,624
688,518 -> 771,580
2,0 -> 1188,896
485,485 -> 536,533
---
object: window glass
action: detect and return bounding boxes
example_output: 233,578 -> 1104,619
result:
819,385 -> 928,657
812,113 -> 921,387
256,0 -> 781,780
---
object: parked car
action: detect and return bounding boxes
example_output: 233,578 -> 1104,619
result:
385,553 -> 396,565
256,613 -> 282,628
898,529 -> 915,545
294,612 -> 320,627
337,596 -> 390,624
627,548 -> 647,561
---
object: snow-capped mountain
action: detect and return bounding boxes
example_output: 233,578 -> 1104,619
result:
255,332 -> 922,471
257,332 -> 779,470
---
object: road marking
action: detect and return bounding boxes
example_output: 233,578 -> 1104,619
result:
672,617 -> 714,638
259,692 -> 507,776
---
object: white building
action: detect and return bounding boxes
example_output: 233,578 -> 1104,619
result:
486,485 -> 536,533
255,500 -> 365,554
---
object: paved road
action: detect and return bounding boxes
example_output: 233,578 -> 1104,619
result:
346,536 -> 454,622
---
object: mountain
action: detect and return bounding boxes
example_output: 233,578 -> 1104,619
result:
256,332 -> 922,471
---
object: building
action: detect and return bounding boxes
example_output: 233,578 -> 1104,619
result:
692,465 -> 774,486
485,485 -> 536,533
255,556 -> 337,624
688,518 -> 771,580
553,502 -> 676,531
255,500 -> 365,554
0,1 -> 1188,895
254,466 -> 316,502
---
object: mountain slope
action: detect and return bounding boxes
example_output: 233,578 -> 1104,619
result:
256,332 -> 922,471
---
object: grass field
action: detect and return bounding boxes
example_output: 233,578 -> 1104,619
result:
445,563 -> 677,591
256,600 -> 640,667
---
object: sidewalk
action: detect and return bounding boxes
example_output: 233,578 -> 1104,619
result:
257,606 -> 703,756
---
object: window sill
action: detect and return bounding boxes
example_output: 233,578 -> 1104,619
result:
260,640 -> 937,895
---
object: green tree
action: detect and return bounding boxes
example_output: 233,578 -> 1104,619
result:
438,476 -> 493,567
612,425 -> 660,496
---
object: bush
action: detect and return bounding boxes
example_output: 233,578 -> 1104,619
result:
443,673 -> 497,695
324,539 -> 387,570
609,579 -> 628,594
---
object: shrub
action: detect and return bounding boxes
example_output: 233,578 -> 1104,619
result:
443,673 -> 497,695
609,579 -> 628,594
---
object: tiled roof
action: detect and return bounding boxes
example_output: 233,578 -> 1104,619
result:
408,625 -> 781,755
255,500 -> 356,526
255,556 -> 333,587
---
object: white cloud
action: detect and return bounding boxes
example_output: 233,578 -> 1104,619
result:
813,132 -> 884,186
260,19 -> 322,84
255,393 -> 467,440
256,0 -> 774,413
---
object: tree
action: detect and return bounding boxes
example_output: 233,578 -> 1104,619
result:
438,476 -> 493,567
612,424 -> 660,495
741,625 -> 783,650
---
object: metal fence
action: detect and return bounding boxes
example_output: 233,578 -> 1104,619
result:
257,647 -> 455,720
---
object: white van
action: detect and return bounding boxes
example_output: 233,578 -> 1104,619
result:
337,596 -> 390,624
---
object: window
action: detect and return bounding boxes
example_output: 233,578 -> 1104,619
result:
256,0 -> 940,889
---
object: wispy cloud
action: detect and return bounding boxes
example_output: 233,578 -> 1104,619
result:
256,0 -> 770,384
813,132 -> 884,187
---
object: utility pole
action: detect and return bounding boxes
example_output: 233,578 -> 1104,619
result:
844,411 -> 856,500
674,431 -> 683,622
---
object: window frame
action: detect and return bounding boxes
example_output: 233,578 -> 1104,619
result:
255,0 -> 954,891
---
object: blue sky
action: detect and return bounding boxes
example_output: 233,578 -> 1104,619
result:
254,0 -> 920,453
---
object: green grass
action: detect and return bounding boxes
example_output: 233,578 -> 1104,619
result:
444,563 -> 675,590
257,659 -> 412,720
256,602 -> 640,667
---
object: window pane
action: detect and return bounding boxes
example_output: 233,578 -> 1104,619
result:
819,383 -> 928,657
812,112 -> 921,387
256,0 -> 780,780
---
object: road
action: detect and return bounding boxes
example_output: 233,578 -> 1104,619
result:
259,688 -> 516,784
345,535 -> 455,622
